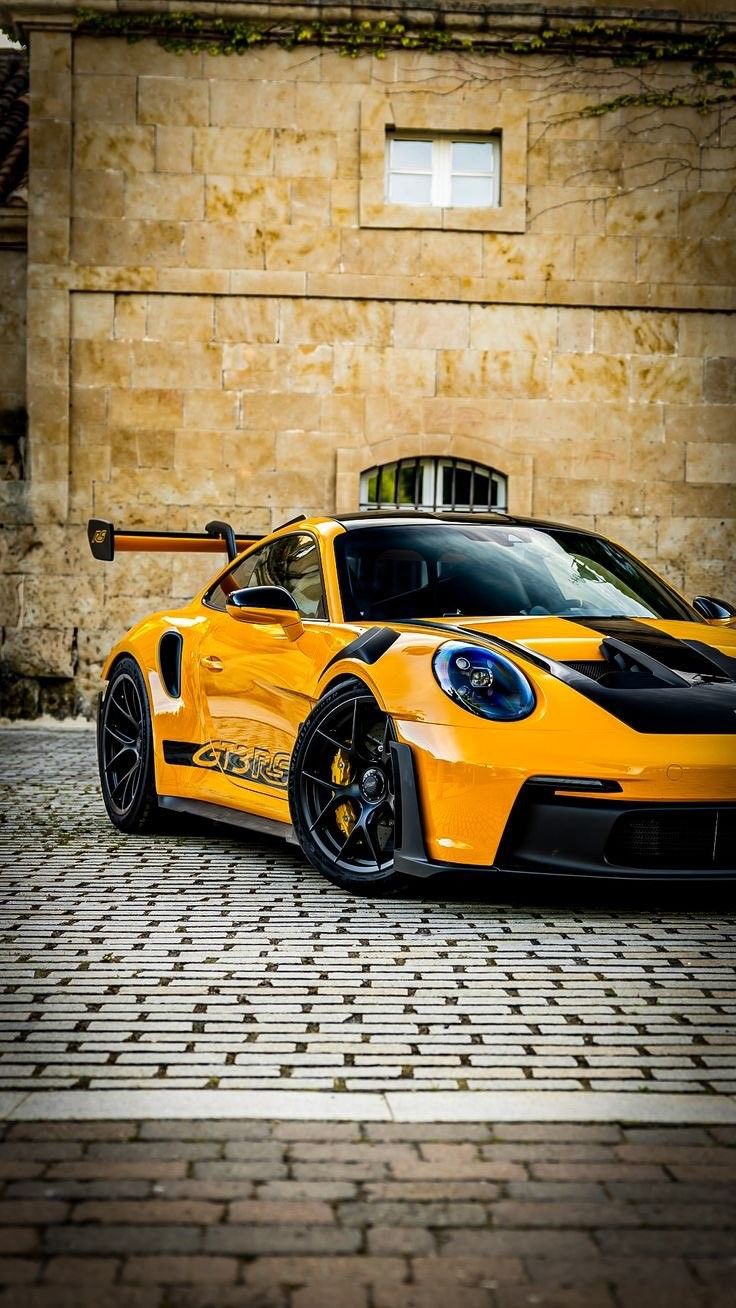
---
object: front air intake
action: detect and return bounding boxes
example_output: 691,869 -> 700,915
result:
605,808 -> 736,870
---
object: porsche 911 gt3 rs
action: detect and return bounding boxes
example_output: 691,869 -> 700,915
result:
88,511 -> 736,893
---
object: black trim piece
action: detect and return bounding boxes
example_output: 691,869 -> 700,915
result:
526,776 -> 623,794
158,632 -> 183,699
206,519 -> 237,562
335,511 -> 590,535
162,740 -> 199,766
682,639 -> 736,682
159,795 -> 296,843
275,513 -> 307,530
323,627 -> 400,675
599,636 -> 688,687
390,740 -> 449,879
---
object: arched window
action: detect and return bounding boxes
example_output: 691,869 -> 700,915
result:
360,456 -> 507,514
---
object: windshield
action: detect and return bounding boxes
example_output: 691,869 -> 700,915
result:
335,523 -> 695,623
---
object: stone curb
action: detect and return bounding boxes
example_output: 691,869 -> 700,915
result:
2,1089 -> 736,1123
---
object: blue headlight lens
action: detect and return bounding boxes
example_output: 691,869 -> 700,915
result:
433,641 -> 535,722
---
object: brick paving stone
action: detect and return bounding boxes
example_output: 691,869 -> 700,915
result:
9,1181 -> 150,1202
203,1225 -> 362,1255
0,1204 -> 68,1226
438,1228 -> 599,1257
366,1227 -> 435,1255
0,1232 -> 38,1255
48,1161 -> 187,1180
41,1256 -> 120,1283
70,1201 -> 223,1225
228,1201 -> 335,1225
0,1261 -> 38,1284
0,1291 -> 163,1308
373,1286 -> 493,1308
42,1225 -> 202,1255
120,1256 -> 238,1284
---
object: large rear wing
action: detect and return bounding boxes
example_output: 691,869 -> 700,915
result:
87,518 -> 259,564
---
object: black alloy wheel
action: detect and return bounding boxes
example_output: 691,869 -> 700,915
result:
98,656 -> 159,832
289,678 -> 409,895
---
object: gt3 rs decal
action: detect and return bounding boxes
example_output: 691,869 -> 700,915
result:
195,741 -> 290,789
162,739 -> 290,789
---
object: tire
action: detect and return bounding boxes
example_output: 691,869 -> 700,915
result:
98,656 -> 159,833
289,678 -> 410,896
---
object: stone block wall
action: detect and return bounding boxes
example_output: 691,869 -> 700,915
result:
1,20 -> 734,715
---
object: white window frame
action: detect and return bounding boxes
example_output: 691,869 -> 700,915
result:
386,133 -> 501,209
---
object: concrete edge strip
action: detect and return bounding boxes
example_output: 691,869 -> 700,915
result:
2,1089 -> 736,1124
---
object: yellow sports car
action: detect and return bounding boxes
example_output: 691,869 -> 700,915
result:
88,511 -> 736,893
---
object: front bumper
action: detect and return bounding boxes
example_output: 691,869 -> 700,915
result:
391,743 -> 736,881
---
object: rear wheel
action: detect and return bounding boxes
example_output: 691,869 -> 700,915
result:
289,679 -> 409,895
98,656 -> 159,833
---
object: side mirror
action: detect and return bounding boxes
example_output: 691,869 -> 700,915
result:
225,585 -> 303,637
692,595 -> 736,624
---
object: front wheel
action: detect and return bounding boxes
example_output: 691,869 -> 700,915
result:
98,656 -> 159,833
289,679 -> 410,896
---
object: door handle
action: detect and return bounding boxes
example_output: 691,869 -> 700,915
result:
200,654 -> 223,672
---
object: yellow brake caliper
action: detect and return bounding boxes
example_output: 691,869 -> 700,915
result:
332,748 -> 357,838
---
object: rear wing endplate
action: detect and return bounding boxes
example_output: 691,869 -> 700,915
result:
87,518 -> 259,564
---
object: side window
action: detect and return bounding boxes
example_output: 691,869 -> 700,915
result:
262,534 -> 326,618
206,534 -> 326,619
205,546 -> 265,613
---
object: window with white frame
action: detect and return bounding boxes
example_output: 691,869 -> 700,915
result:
386,134 -> 500,208
360,457 -> 508,514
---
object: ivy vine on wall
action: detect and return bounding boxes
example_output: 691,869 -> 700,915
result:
72,9 -> 736,118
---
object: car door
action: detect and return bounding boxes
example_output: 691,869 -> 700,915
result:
195,533 -> 331,818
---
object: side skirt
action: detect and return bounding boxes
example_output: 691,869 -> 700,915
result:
159,795 -> 298,844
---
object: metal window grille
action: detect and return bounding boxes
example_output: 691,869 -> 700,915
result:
360,457 -> 508,513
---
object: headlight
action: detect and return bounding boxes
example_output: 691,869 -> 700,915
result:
433,641 -> 535,722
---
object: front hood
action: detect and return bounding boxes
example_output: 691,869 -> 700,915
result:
432,614 -> 736,666
420,614 -> 736,735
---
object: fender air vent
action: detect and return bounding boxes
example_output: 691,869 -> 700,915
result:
159,631 -> 183,699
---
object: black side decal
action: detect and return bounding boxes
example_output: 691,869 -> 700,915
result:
162,739 -> 290,788
324,626 -> 400,674
158,631 -> 183,698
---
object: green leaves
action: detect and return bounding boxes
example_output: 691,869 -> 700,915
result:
71,9 -> 735,120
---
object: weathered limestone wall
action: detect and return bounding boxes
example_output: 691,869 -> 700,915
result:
0,245 -> 26,475
0,241 -> 27,697
1,25 -> 734,715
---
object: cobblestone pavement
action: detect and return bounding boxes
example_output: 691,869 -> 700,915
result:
0,1118 -> 734,1307
1,728 -> 736,1098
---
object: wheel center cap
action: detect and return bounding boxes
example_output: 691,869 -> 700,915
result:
360,766 -> 386,802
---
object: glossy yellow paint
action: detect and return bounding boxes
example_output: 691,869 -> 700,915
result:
98,516 -> 736,868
